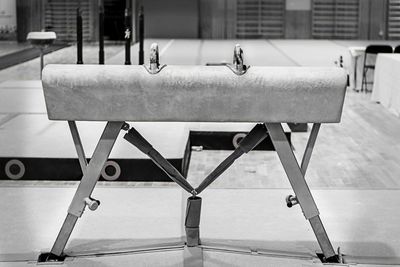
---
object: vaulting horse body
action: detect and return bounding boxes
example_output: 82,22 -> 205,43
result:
40,44 -> 347,265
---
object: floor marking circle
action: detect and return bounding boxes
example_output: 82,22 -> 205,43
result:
5,159 -> 25,180
101,160 -> 121,181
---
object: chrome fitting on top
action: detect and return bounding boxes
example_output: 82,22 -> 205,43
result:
227,44 -> 249,75
144,43 -> 166,74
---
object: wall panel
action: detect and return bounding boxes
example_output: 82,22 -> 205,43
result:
312,0 -> 360,39
388,0 -> 400,39
44,0 -> 93,42
236,0 -> 285,38
16,0 -> 44,42
143,0 -> 199,38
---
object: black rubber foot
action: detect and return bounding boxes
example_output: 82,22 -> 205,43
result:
317,253 -> 341,263
38,252 -> 67,262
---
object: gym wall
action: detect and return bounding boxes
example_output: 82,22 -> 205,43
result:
142,0 -> 199,39
12,0 -> 400,42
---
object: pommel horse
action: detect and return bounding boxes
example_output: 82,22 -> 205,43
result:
40,44 -> 347,265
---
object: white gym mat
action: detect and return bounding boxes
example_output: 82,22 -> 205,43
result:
0,114 -> 189,159
0,187 -> 399,266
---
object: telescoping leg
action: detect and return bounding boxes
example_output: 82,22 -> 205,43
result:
185,196 -> 202,247
183,196 -> 203,267
39,121 -> 124,261
265,122 -> 339,263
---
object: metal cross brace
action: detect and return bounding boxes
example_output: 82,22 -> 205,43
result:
123,124 -> 268,249
123,123 -> 268,195
47,121 -> 124,258
123,122 -> 338,262
123,126 -> 195,194
195,123 -> 269,194
44,121 -> 338,264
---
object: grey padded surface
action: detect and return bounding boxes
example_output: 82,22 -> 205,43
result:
42,64 -> 347,123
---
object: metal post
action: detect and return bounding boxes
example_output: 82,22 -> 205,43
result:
99,0 -> 105,65
184,196 -> 203,267
40,48 -> 44,78
138,5 -> 144,65
185,196 -> 202,247
76,8 -> 83,64
124,0 -> 132,65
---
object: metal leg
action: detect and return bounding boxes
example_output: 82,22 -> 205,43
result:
300,123 -> 320,176
265,123 -> 336,261
49,121 -> 124,257
68,121 -> 88,173
309,216 -> 338,261
50,214 -> 79,256
185,196 -> 202,247
184,196 -> 203,267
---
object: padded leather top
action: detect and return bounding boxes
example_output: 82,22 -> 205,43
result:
42,64 -> 347,123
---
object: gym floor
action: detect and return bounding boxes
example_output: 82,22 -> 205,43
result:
0,39 -> 399,266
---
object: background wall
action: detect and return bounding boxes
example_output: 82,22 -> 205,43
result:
199,0 -> 236,39
16,0 -> 44,42
285,0 -> 311,38
11,0 -> 397,42
0,0 -> 17,40
141,0 -> 199,39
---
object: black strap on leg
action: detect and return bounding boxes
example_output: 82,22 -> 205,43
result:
195,124 -> 268,194
124,126 -> 195,194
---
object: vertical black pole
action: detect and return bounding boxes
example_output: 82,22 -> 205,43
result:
99,0 -> 105,65
124,0 -> 132,65
40,48 -> 44,79
138,5 -> 144,65
77,7 -> 83,64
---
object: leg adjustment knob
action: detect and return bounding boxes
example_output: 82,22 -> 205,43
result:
286,194 -> 298,208
84,197 -> 100,211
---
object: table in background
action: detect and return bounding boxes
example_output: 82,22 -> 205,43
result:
371,54 -> 400,116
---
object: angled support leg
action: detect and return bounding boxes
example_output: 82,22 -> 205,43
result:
300,123 -> 320,176
68,121 -> 88,173
265,123 -> 337,262
47,121 -> 124,259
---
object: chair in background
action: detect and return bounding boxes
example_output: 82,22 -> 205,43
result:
394,45 -> 400,53
361,45 -> 393,92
